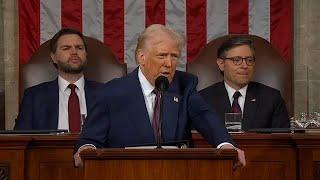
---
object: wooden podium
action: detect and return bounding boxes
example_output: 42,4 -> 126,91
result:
80,148 -> 237,180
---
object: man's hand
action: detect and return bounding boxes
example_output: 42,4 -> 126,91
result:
220,144 -> 246,170
73,145 -> 96,167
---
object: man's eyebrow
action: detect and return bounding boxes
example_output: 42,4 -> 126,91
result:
59,44 -> 84,47
59,45 -> 71,48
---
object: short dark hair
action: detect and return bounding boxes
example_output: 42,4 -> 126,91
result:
49,28 -> 87,53
217,36 -> 255,59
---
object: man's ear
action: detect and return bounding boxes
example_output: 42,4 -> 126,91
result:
216,58 -> 225,71
136,49 -> 146,65
50,53 -> 57,64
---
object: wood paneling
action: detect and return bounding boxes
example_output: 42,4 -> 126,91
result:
0,136 -> 30,180
0,133 -> 320,179
81,149 -> 236,180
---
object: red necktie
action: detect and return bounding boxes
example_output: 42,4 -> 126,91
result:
231,91 -> 242,114
68,84 -> 81,133
152,89 -> 161,142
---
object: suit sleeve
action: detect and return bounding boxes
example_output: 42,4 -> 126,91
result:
75,94 -> 110,151
14,89 -> 34,130
187,77 -> 234,147
271,91 -> 290,128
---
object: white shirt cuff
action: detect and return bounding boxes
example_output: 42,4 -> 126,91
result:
216,142 -> 234,149
78,144 -> 96,152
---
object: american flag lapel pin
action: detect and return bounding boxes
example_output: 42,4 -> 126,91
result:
174,96 -> 179,103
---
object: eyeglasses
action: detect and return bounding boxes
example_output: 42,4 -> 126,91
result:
221,56 -> 256,66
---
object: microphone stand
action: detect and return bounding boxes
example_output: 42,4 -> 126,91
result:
154,75 -> 169,149
156,91 -> 164,149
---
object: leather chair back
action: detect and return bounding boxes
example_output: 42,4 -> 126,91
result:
187,35 -> 293,116
20,36 -> 127,97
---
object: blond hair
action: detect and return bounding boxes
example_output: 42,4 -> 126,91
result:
135,24 -> 185,60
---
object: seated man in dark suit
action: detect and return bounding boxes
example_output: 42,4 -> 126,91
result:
200,36 -> 290,130
15,28 -> 103,132
74,24 -> 245,167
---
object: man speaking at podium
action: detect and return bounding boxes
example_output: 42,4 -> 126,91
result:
74,24 -> 245,168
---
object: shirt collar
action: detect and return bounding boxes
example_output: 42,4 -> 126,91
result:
224,81 -> 248,100
58,75 -> 85,92
138,67 -> 155,97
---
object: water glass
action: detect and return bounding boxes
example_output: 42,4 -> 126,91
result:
225,112 -> 242,132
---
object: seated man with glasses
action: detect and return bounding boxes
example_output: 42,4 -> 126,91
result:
200,36 -> 289,130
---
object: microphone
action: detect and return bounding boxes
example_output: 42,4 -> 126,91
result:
154,76 -> 169,148
155,76 -> 169,92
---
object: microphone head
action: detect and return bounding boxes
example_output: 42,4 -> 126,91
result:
155,76 -> 169,92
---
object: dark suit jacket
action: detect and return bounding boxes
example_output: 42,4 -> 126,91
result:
75,68 -> 232,150
14,79 -> 103,130
200,81 -> 290,130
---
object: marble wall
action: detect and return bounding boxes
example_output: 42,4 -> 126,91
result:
0,0 -> 4,129
1,0 -> 18,129
294,0 -> 320,116
0,1 -> 319,129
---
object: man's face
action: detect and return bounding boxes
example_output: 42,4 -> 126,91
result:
138,36 -> 180,86
50,34 -> 87,74
217,45 -> 255,90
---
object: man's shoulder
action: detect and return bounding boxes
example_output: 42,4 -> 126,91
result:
171,71 -> 200,91
85,79 -> 104,88
24,80 -> 57,94
199,81 -> 224,95
174,70 -> 198,84
104,72 -> 133,87
97,72 -> 136,94
249,81 -> 281,94
175,70 -> 196,79
90,72 -> 138,104
249,82 -> 283,101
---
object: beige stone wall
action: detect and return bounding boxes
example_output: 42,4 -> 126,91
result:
0,0 -> 4,90
2,0 -> 18,129
0,0 -> 5,129
294,0 -> 320,116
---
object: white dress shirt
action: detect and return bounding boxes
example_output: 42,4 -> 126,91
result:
224,82 -> 248,114
57,75 -> 87,131
138,68 -> 156,123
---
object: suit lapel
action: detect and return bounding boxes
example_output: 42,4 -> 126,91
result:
217,82 -> 231,122
46,80 -> 59,129
84,80 -> 95,112
243,83 -> 258,130
222,83 -> 232,112
127,69 -> 155,142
